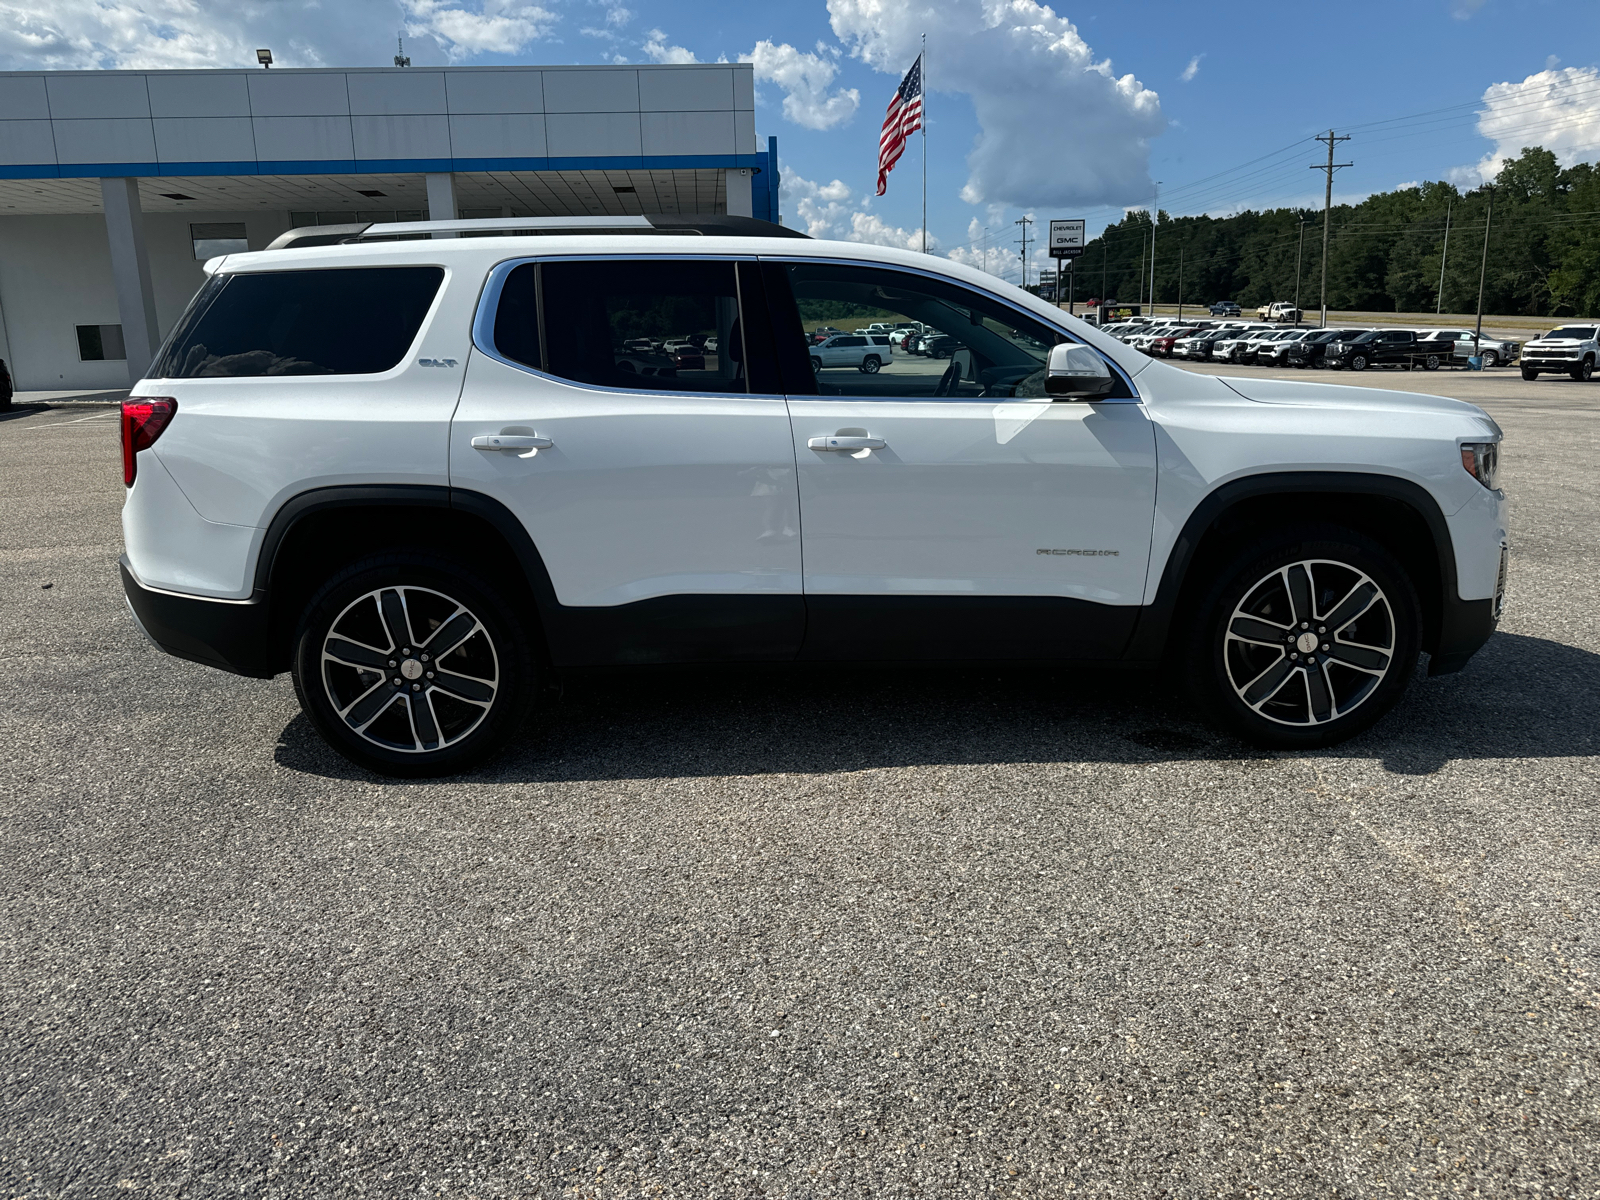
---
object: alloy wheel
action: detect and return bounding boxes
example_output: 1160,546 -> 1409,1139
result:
1223,559 -> 1395,727
319,585 -> 499,754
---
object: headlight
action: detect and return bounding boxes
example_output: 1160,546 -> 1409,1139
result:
1460,441 -> 1499,490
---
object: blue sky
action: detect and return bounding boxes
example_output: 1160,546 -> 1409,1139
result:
3,0 -> 1598,284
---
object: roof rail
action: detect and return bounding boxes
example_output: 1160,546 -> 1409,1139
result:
265,213 -> 806,251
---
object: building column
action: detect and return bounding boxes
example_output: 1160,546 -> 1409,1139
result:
100,177 -> 162,385
725,168 -> 753,218
425,173 -> 458,237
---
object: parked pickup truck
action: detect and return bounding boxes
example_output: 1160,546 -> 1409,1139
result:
1519,324 -> 1598,381
1324,328 -> 1455,372
1257,301 -> 1301,323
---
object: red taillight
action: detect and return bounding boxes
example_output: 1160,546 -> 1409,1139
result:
121,398 -> 177,486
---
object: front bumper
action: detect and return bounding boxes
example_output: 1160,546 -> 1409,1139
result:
121,556 -> 279,678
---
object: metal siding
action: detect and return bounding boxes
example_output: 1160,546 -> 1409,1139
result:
0,121 -> 58,167
250,116 -> 356,162
734,110 -> 757,156
44,74 -> 152,120
447,114 -> 547,159
146,74 -> 251,118
638,67 -> 733,112
246,72 -> 352,117
641,111 -> 735,156
152,117 -> 256,164
0,76 -> 51,120
51,119 -> 159,166
541,69 -> 640,113
545,112 -> 642,157
351,114 -> 453,160
346,72 -> 449,115
442,71 -> 545,114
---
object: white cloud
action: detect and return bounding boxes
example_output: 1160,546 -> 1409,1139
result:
1180,54 -> 1201,82
1451,66 -> 1600,185
781,164 -> 932,250
827,0 -> 1164,211
406,0 -> 557,58
1451,0 -> 1488,17
642,27 -> 696,64
742,40 -> 860,130
0,0 -> 557,68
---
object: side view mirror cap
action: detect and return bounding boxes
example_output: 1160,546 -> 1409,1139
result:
1045,343 -> 1116,400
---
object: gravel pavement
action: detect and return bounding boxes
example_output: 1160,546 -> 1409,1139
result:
1,374 -> 1596,1199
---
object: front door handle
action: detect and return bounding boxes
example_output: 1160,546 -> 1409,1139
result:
472,434 -> 553,455
807,435 -> 885,451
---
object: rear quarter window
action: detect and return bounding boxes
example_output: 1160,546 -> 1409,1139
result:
153,266 -> 444,378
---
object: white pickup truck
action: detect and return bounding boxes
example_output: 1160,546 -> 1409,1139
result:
1257,302 -> 1302,323
1519,323 -> 1598,381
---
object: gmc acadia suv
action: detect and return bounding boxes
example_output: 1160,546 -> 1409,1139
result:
120,215 -> 1508,776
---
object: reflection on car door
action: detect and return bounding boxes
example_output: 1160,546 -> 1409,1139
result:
766,259 -> 1159,662
451,257 -> 804,665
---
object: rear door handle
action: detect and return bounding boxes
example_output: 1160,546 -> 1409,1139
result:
472,434 -> 552,454
807,436 -> 885,451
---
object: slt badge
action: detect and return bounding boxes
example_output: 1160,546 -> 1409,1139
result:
418,357 -> 458,368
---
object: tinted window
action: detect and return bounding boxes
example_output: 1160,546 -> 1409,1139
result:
541,259 -> 747,393
774,261 -> 1126,400
492,263 -> 541,370
153,267 -> 443,378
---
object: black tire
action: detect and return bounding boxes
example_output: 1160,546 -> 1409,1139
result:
1481,350 -> 1498,368
861,355 -> 881,374
809,356 -> 822,373
1185,527 -> 1420,749
1571,357 -> 1593,382
1350,354 -> 1369,372
1522,367 -> 1539,381
291,553 -> 537,777
1423,354 -> 1441,371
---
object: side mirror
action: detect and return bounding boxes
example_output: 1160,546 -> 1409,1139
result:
1045,343 -> 1115,401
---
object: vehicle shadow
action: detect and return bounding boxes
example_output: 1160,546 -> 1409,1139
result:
273,631 -> 1598,784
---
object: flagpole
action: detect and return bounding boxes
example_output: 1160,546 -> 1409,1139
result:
920,34 -> 927,254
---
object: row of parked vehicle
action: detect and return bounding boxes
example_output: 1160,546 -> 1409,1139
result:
1100,317 -> 1529,373
806,321 -> 968,372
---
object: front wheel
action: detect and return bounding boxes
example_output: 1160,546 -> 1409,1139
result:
860,355 -> 881,374
1186,530 -> 1420,749
1349,354 -> 1369,372
292,554 -> 536,777
1481,350 -> 1499,368
1522,367 -> 1539,381
1572,357 -> 1593,382
810,356 -> 822,373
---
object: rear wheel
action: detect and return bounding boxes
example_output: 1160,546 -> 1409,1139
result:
292,554 -> 536,777
861,355 -> 881,373
1522,367 -> 1539,381
1423,354 -> 1441,371
1186,529 -> 1420,749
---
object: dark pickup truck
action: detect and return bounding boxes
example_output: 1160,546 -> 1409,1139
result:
1324,328 -> 1455,372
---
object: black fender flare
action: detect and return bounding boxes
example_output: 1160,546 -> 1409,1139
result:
1122,471 -> 1489,673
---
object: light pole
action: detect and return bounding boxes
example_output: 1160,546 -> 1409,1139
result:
1293,217 -> 1305,318
1474,186 -> 1494,358
1147,182 -> 1161,315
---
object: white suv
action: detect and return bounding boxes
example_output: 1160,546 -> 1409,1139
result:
811,334 -> 890,373
120,215 -> 1508,775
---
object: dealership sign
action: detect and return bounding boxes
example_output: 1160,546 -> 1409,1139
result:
1049,219 -> 1086,260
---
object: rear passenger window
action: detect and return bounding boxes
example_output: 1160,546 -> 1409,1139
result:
539,260 -> 747,393
153,267 -> 444,378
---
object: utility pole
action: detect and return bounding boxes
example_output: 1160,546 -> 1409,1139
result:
1474,186 -> 1494,357
1101,237 -> 1108,305
1177,246 -> 1184,321
1311,130 -> 1351,328
1137,237 -> 1146,309
1147,182 -> 1161,315
1436,199 -> 1453,315
1293,217 -> 1305,317
1015,216 -> 1033,289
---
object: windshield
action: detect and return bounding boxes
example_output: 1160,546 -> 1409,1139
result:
1545,326 -> 1596,340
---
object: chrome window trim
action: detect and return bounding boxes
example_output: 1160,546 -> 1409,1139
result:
469,253 -> 787,402
762,254 -> 1142,403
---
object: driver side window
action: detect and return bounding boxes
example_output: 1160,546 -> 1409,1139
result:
772,261 -> 1125,400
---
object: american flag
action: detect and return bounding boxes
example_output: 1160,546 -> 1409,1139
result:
876,54 -> 923,197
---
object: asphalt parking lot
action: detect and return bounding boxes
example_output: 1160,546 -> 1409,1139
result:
2,368 -> 1596,1198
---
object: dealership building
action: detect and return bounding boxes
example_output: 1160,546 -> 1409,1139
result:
0,63 -> 778,390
